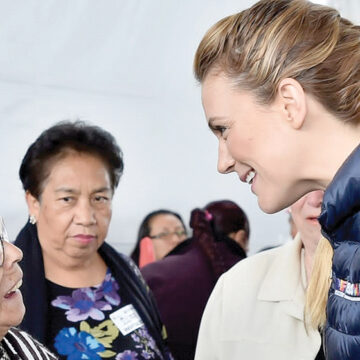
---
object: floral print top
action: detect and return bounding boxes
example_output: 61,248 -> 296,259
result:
45,269 -> 165,360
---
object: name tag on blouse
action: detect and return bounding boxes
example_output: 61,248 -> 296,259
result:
110,304 -> 144,336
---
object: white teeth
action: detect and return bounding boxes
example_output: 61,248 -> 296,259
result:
7,279 -> 22,294
246,170 -> 256,184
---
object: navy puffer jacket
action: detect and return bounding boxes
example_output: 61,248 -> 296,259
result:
319,144 -> 360,360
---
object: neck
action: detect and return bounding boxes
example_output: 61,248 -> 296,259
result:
301,233 -> 320,281
0,326 -> 7,341
300,96 -> 360,189
43,251 -> 107,288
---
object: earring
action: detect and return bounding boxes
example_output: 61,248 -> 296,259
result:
29,215 -> 37,225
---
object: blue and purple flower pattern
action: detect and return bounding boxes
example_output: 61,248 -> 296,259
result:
52,288 -> 112,322
115,350 -> 138,360
131,328 -> 161,359
96,272 -> 121,306
54,327 -> 105,360
51,269 -> 165,359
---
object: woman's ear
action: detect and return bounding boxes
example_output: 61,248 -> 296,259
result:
276,78 -> 307,130
25,191 -> 40,219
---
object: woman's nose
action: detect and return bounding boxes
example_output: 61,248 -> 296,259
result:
306,190 -> 324,208
217,140 -> 235,174
75,201 -> 96,225
3,242 -> 23,268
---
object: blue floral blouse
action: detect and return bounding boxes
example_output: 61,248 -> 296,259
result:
45,269 -> 166,360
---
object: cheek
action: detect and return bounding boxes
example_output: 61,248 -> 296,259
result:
37,211 -> 73,247
96,209 -> 112,235
227,129 -> 254,158
152,241 -> 169,260
226,135 -> 242,159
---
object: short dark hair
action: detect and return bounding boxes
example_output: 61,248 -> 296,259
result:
130,209 -> 186,266
19,120 -> 124,198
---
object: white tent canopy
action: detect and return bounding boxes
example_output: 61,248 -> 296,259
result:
0,0 -> 357,254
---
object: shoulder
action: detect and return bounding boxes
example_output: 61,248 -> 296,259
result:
99,243 -> 150,294
209,241 -> 298,311
221,244 -> 284,285
141,242 -> 205,283
119,253 -> 148,286
4,328 -> 58,359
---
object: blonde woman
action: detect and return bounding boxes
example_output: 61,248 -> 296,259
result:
193,0 -> 360,359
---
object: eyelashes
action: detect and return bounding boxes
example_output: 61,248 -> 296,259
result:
211,125 -> 228,138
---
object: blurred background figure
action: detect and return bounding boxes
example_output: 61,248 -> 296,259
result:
130,209 -> 187,267
195,190 -> 324,360
0,217 -> 57,360
14,121 -> 172,360
141,200 -> 249,360
288,209 -> 298,239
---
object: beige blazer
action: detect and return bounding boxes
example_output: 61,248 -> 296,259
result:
195,235 -> 321,360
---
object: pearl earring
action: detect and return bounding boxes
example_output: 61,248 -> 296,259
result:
29,215 -> 37,225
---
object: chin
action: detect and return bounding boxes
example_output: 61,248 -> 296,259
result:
0,295 -> 26,329
258,196 -> 288,214
14,304 -> 26,326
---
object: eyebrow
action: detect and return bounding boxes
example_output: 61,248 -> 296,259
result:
55,187 -> 112,194
55,188 -> 77,194
208,116 -> 228,130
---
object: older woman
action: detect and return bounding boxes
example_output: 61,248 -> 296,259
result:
141,200 -> 249,360
193,1 -> 360,359
0,217 -> 57,359
130,209 -> 187,267
15,121 -> 172,360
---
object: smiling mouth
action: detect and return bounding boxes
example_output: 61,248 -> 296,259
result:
5,279 -> 22,298
245,170 -> 256,184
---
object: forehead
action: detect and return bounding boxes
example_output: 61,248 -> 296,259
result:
149,214 -> 183,229
201,73 -> 232,112
201,73 -> 268,120
43,152 -> 111,189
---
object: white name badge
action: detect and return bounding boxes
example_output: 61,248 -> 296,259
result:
110,304 -> 144,336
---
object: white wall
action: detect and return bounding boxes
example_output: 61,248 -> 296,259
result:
326,0 -> 360,23
0,0 -> 354,255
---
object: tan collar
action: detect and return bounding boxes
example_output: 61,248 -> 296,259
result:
257,235 -> 305,320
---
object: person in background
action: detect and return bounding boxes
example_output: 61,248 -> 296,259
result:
0,217 -> 57,360
288,209 -> 298,239
141,200 -> 249,360
195,191 -> 324,359
194,1 -> 360,358
130,210 -> 187,267
15,121 -> 172,360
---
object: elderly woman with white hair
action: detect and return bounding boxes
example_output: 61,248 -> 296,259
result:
0,217 -> 57,359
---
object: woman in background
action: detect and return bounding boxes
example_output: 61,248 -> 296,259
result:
141,200 -> 249,360
195,191 -> 324,360
15,121 -> 172,360
130,210 -> 187,267
193,0 -> 360,358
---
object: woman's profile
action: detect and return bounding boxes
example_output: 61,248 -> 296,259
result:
194,0 -> 360,359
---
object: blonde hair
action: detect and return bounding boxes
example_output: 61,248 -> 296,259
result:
305,236 -> 333,328
194,0 -> 360,124
194,0 -> 357,328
